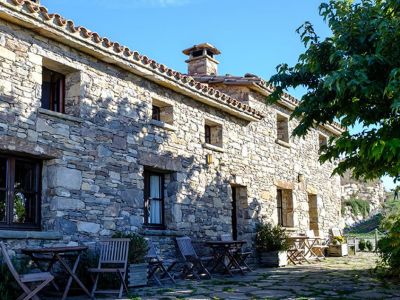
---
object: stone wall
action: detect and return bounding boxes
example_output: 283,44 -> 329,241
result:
0,18 -> 341,256
340,172 -> 386,227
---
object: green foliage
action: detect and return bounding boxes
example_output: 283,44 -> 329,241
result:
359,239 -> 366,251
343,198 -> 371,218
267,0 -> 400,182
255,223 -> 290,252
113,232 -> 148,264
332,236 -> 346,245
0,257 -> 30,300
377,209 -> 400,276
366,240 -> 374,251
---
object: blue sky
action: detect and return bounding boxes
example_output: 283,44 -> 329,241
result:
40,0 -> 396,191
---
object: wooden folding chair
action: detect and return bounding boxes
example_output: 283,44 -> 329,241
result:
88,238 -> 130,298
306,230 -> 328,259
146,239 -> 176,285
176,237 -> 212,280
220,234 -> 252,272
0,242 -> 54,300
287,239 -> 307,265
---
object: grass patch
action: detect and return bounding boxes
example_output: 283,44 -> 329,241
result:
222,286 -> 235,292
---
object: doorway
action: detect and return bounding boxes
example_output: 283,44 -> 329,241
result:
231,186 -> 238,240
308,194 -> 319,233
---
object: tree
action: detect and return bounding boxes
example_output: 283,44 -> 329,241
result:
267,0 -> 400,182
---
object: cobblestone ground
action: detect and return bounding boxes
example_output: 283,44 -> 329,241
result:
124,253 -> 399,300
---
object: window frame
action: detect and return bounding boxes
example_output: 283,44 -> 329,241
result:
143,170 -> 165,229
277,189 -> 283,226
276,113 -> 289,143
152,105 -> 161,121
204,124 -> 211,144
0,155 -> 42,231
41,67 -> 66,114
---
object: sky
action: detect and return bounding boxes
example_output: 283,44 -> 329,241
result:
40,0 -> 397,191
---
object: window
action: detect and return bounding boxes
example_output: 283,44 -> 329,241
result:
152,105 -> 161,121
151,99 -> 173,125
0,155 -> 41,230
205,124 -> 211,144
276,188 -> 294,227
204,120 -> 223,147
318,134 -> 328,152
41,67 -> 66,114
144,170 -> 165,228
277,114 -> 289,143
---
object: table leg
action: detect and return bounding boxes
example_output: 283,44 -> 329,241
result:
57,253 -> 93,300
226,250 -> 244,275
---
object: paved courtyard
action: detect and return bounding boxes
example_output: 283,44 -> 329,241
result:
123,253 -> 399,300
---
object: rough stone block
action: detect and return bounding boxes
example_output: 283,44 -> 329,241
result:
77,221 -> 100,234
48,166 -> 82,190
50,197 -> 85,210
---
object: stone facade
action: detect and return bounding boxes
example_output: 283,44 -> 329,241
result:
0,0 -> 342,255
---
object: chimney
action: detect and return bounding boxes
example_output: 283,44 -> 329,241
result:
183,43 -> 220,76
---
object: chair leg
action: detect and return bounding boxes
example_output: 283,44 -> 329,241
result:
160,264 -> 175,284
22,277 -> 53,300
91,273 -> 100,297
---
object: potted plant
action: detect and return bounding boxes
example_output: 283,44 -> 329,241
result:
255,223 -> 290,267
113,232 -> 149,287
328,235 -> 348,257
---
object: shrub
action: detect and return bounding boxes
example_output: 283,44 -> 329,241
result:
113,232 -> 148,264
366,240 -> 374,252
332,236 -> 346,245
255,223 -> 290,252
359,239 -> 366,251
343,198 -> 370,218
377,210 -> 400,277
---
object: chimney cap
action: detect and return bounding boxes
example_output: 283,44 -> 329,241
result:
182,43 -> 221,56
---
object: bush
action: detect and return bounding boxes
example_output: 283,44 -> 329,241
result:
255,223 -> 290,252
377,210 -> 400,277
113,232 -> 148,264
343,198 -> 370,218
332,236 -> 346,245
366,240 -> 374,252
359,239 -> 366,251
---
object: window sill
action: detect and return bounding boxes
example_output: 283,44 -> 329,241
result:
283,227 -> 298,232
38,108 -> 83,123
140,228 -> 185,237
275,139 -> 291,148
0,230 -> 62,240
202,143 -> 224,153
150,119 -> 176,131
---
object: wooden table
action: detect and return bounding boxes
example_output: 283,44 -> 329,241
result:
287,236 -> 324,263
22,245 -> 93,300
206,240 -> 247,276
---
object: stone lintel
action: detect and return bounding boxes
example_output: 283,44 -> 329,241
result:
0,135 -> 60,159
138,152 -> 183,172
306,185 -> 318,195
275,180 -> 294,190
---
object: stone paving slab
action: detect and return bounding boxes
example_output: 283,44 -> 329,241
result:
61,253 -> 400,300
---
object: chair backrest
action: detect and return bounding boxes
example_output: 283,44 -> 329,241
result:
220,234 -> 233,241
330,228 -> 342,238
97,238 -> 130,268
176,236 -> 197,259
0,242 -> 21,284
145,239 -> 159,260
306,230 -> 315,238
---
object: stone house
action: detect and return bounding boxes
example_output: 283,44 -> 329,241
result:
0,0 -> 343,253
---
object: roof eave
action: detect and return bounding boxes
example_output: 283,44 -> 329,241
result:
0,2 -> 261,122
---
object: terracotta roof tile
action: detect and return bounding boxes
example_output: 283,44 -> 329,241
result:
193,75 -> 345,132
1,0 -> 264,120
